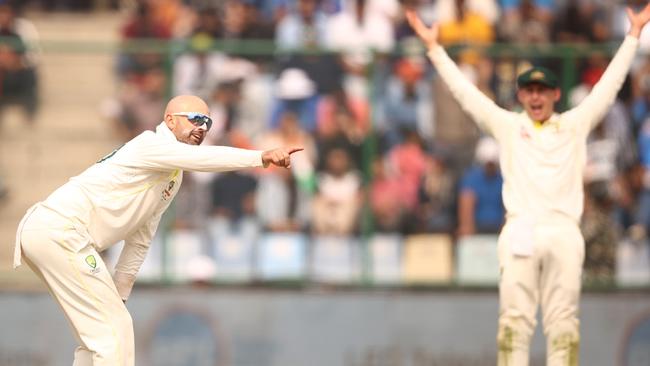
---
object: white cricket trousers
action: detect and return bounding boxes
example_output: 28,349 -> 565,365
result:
17,206 -> 134,366
497,217 -> 584,366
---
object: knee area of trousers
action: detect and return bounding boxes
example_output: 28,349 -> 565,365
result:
497,323 -> 531,351
547,322 -> 580,351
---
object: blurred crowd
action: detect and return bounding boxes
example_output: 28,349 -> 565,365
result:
5,0 -> 650,283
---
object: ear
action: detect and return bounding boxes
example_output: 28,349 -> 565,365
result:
516,88 -> 525,104
164,114 -> 176,130
553,88 -> 561,102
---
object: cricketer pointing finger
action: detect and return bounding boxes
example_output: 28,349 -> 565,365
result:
13,95 -> 302,366
406,3 -> 650,366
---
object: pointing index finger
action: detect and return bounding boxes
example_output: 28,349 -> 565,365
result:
288,147 -> 304,155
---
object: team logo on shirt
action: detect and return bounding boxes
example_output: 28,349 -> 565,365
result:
162,180 -> 176,201
85,255 -> 101,274
519,126 -> 531,140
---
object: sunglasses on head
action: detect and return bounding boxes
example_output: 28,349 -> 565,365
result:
172,112 -> 212,130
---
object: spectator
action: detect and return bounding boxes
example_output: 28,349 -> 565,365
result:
415,153 -> 456,233
242,0 -> 276,40
325,0 -> 395,101
270,67 -> 319,132
385,129 -> 428,211
148,0 -> 195,38
630,55 -> 650,129
208,170 -> 260,241
436,0 -> 499,25
173,35 -> 225,101
312,147 -> 362,235
256,109 -> 317,232
221,0 -> 248,41
117,3 -> 171,80
500,0 -> 554,28
275,0 -> 329,51
316,107 -> 365,172
205,80 -> 247,145
0,35 -> 38,124
192,6 -> 221,38
634,118 -> 650,237
382,57 -> 433,148
211,171 -> 259,222
0,1 -> 40,67
457,137 -> 504,236
369,156 -> 406,232
497,0 -> 551,44
173,34 -> 256,100
218,0 -> 274,41
106,67 -> 167,141
436,0 -> 496,46
581,181 -> 619,284
553,0 -> 610,43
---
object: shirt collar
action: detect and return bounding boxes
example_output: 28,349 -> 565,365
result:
523,112 -> 560,130
156,121 -> 178,141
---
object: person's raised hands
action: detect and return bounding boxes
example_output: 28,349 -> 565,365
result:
405,8 -> 439,49
627,2 -> 650,38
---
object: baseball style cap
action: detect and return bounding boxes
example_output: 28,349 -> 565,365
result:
517,66 -> 559,89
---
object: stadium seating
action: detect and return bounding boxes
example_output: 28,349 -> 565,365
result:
401,234 -> 453,284
456,234 -> 499,286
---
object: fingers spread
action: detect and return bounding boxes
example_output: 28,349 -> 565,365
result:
405,9 -> 423,31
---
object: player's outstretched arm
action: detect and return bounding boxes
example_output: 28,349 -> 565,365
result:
627,2 -> 650,38
262,147 -> 303,168
568,3 -> 650,133
405,8 -> 511,139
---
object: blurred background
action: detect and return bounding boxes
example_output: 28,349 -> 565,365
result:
0,0 -> 649,365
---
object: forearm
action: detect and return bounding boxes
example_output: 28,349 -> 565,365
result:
571,36 -> 639,130
113,241 -> 149,300
135,141 -> 264,172
629,25 -> 642,39
427,45 -> 509,136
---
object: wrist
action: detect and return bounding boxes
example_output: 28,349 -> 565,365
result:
629,26 -> 642,39
261,153 -> 270,168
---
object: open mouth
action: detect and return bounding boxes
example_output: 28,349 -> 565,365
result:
531,104 -> 542,112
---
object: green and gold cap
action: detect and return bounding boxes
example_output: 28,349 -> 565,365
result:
517,66 -> 558,89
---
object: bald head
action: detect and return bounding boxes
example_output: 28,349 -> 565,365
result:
164,95 -> 209,116
164,95 -> 211,145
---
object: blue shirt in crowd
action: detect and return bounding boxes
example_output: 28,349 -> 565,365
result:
460,165 -> 505,232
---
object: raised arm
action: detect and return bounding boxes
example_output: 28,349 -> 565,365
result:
569,4 -> 650,133
405,9 -> 512,139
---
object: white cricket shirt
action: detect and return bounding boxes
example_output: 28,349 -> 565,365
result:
15,122 -> 264,298
427,36 -> 639,224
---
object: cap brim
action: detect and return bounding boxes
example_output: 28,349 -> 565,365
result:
517,80 -> 557,89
